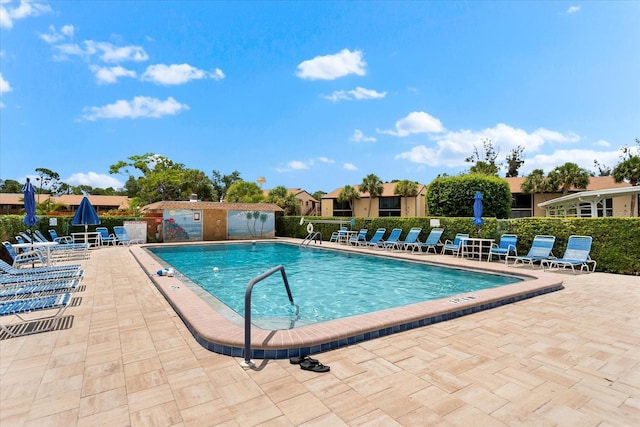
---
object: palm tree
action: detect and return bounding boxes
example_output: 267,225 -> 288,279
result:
612,139 -> 640,216
521,168 -> 553,201
359,174 -> 384,217
337,185 -> 360,215
547,162 -> 591,196
393,180 -> 418,216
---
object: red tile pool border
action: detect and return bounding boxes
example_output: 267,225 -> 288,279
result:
129,239 -> 564,360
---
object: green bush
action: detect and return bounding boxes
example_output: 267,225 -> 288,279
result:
427,174 -> 512,218
278,216 -> 640,275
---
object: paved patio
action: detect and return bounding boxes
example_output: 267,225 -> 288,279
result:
1,244 -> 638,426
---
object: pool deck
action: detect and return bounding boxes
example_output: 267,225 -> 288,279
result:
1,240 -> 638,426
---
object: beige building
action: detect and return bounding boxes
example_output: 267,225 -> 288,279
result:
321,182 -> 427,217
0,193 -> 130,215
262,188 -> 320,216
505,176 -> 637,218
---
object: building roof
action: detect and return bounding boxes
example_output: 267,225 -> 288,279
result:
261,188 -> 319,202
505,176 -> 632,194
322,182 -> 427,199
141,201 -> 284,212
0,193 -> 130,209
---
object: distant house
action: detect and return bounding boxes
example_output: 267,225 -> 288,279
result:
505,176 -> 637,218
322,183 -> 427,218
0,194 -> 130,215
262,188 -> 320,216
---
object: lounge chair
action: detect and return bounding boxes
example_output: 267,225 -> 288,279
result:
0,259 -> 81,275
487,234 -> 518,263
26,231 -> 89,262
360,228 -> 386,247
0,278 -> 81,298
0,293 -> 74,337
329,227 -> 347,243
377,228 -> 403,250
1,267 -> 84,286
541,235 -> 596,273
348,229 -> 368,246
507,235 -> 556,268
2,241 -> 47,268
411,228 -> 444,254
96,227 -> 117,246
395,227 -> 422,251
48,229 -> 74,244
114,226 -> 138,245
441,233 -> 469,256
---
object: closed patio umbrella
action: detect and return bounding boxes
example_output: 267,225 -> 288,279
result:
473,191 -> 484,236
22,178 -> 38,248
72,196 -> 101,233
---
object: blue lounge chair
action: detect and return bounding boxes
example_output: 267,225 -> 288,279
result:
2,241 -> 47,268
441,233 -> 469,256
507,235 -> 556,268
395,227 -> 422,251
541,235 -> 596,273
0,293 -> 74,337
48,229 -> 73,244
113,225 -> 138,245
360,228 -> 386,247
25,231 -> 88,262
0,267 -> 83,286
348,229 -> 368,246
96,227 -> 117,246
0,278 -> 80,298
487,234 -> 518,263
412,228 -> 444,254
377,228 -> 402,250
329,227 -> 347,243
0,259 -> 81,275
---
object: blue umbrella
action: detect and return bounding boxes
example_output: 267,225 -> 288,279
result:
473,191 -> 484,227
22,178 -> 38,228
72,196 -> 101,232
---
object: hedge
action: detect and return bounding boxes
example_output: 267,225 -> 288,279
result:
278,216 -> 640,275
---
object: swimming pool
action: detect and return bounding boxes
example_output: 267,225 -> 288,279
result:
133,239 -> 564,359
148,242 -> 521,329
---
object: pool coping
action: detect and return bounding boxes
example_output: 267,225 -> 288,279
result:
129,238 -> 564,361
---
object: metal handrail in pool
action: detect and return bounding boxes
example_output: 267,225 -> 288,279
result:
243,265 -> 296,366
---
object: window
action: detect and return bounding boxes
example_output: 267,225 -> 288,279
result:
511,194 -> 532,218
379,197 -> 401,217
332,199 -> 352,217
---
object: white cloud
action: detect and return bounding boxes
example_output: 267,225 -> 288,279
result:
378,111 -> 445,136
343,163 -> 358,171
81,96 -> 189,121
593,139 -> 611,148
90,65 -> 137,84
317,157 -> 335,164
322,86 -> 386,102
522,149 -> 618,176
349,129 -> 376,143
54,41 -> 148,63
66,172 -> 124,189
0,0 -> 52,29
566,6 -> 581,14
0,72 -> 12,93
39,24 -> 75,44
141,64 -> 224,85
394,123 -> 586,170
275,160 -> 313,172
296,49 -> 366,80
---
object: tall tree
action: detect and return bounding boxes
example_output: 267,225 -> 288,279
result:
337,185 -> 360,214
612,138 -> 640,216
505,145 -> 525,177
34,167 -> 60,210
359,174 -> 384,217
182,169 -> 214,201
225,181 -> 264,203
393,180 -> 418,216
0,179 -> 22,193
465,138 -> 500,176
312,190 -> 326,201
547,162 -> 591,195
521,169 -> 553,201
212,170 -> 241,202
266,186 -> 299,215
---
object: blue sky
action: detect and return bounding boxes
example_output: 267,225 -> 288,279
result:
1,1 -> 638,194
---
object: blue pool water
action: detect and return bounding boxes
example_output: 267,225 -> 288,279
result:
148,242 -> 522,328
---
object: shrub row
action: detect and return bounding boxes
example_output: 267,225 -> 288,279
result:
278,216 -> 640,275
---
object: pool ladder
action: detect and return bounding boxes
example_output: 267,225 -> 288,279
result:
301,231 -> 322,245
243,265 -> 297,367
